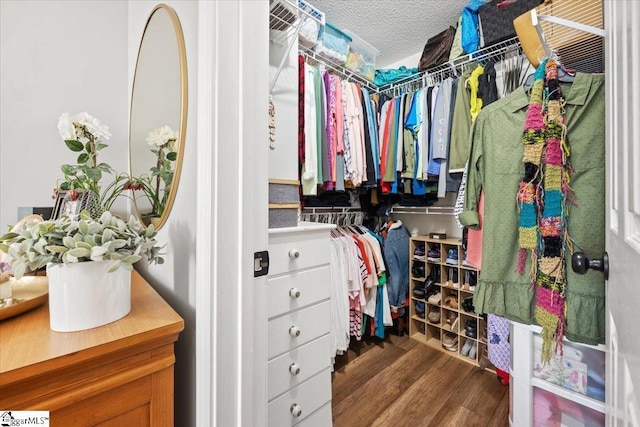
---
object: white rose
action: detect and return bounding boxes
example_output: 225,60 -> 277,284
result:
146,125 -> 178,148
58,113 -> 76,140
74,112 -> 111,141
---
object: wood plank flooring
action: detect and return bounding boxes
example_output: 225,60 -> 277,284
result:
331,333 -> 510,427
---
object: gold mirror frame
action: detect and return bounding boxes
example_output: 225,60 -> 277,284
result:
129,4 -> 187,230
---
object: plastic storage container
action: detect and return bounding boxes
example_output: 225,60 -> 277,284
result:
533,387 -> 605,426
297,0 -> 324,49
344,29 -> 379,82
315,22 -> 352,64
532,333 -> 606,401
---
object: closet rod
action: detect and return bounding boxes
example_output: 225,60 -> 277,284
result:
302,207 -> 361,214
377,37 -> 522,95
390,206 -> 456,216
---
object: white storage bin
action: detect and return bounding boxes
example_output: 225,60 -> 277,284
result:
532,333 -> 605,402
315,22 -> 352,64
343,29 -> 379,82
533,387 -> 605,426
297,0 -> 324,49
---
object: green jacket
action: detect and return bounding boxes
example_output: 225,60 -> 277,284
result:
459,73 -> 606,345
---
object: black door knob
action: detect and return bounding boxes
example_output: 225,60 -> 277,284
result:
571,252 -> 609,280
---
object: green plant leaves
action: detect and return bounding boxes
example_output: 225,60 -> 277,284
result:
122,254 -> 141,264
85,167 -> 102,182
77,153 -> 89,164
78,221 -> 89,234
0,232 -> 19,241
166,151 -> 177,161
0,211 -> 164,279
67,247 -> 90,258
65,139 -> 84,152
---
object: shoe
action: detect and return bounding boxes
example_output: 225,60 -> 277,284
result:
413,287 -> 425,299
451,268 -> 460,289
411,262 -> 425,278
461,339 -> 473,357
468,271 -> 477,292
465,318 -> 477,338
427,291 -> 441,305
424,268 -> 438,294
412,280 -> 426,298
444,295 -> 458,310
462,254 -> 473,268
442,332 -> 458,351
462,296 -> 475,313
414,246 -> 425,260
414,301 -> 425,318
427,247 -> 441,262
428,305 -> 441,323
468,341 -> 478,359
445,248 -> 459,265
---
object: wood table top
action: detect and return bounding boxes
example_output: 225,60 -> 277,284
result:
0,270 -> 184,384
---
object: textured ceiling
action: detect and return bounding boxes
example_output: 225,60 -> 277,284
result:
310,0 -> 470,68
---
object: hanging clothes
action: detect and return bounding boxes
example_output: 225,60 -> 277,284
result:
460,73 -> 606,345
302,63 -> 318,196
383,220 -> 410,311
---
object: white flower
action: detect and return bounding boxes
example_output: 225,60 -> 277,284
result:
74,112 -> 111,141
58,113 -> 76,140
146,125 -> 178,148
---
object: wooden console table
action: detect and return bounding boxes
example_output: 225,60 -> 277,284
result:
0,270 -> 184,426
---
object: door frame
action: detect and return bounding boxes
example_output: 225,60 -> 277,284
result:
195,1 -> 269,426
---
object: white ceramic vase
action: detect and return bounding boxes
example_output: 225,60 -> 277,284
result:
46,261 -> 131,332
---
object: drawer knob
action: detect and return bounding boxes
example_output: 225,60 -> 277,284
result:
289,326 -> 301,337
290,403 -> 302,418
288,249 -> 300,259
289,288 -> 301,299
289,363 -> 300,375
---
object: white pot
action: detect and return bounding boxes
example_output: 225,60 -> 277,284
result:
46,261 -> 131,332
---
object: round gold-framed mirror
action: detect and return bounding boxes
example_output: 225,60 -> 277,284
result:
129,3 -> 187,230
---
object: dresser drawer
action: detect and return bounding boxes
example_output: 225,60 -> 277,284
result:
294,402 -> 332,427
268,334 -> 331,400
268,301 -> 330,359
268,369 -> 331,427
268,232 -> 330,276
268,266 -> 331,319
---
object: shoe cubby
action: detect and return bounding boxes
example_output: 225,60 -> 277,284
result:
408,236 -> 491,372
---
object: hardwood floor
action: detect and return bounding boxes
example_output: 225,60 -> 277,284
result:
331,333 -> 510,427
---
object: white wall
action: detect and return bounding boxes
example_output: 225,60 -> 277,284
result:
380,51 -> 422,70
0,0 -> 129,229
128,2 -> 198,426
1,2 -> 198,425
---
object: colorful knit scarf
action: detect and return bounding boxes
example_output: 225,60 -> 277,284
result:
517,59 -> 573,363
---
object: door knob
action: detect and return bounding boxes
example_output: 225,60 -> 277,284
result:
571,252 -> 609,280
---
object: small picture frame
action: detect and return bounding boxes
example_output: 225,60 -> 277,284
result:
51,190 -> 68,220
52,190 -> 93,220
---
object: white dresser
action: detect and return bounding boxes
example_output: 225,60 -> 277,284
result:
267,223 -> 335,426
